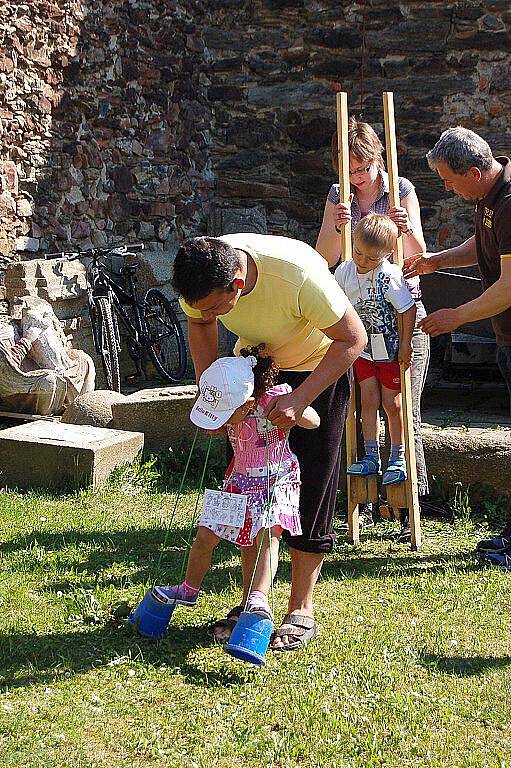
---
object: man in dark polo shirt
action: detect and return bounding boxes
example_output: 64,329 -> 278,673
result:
404,126 -> 511,569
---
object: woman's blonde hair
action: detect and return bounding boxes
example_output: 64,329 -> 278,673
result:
354,213 -> 398,257
331,117 -> 385,174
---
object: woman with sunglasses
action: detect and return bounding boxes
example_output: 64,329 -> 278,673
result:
316,116 -> 430,537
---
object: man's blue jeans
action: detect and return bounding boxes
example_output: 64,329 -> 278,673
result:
411,302 -> 430,496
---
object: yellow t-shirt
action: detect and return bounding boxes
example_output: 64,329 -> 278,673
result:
179,233 -> 349,371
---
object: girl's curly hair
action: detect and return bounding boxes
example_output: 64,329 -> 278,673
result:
239,344 -> 279,400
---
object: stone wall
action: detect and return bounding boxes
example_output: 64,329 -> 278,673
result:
207,0 -> 511,249
1,1 -> 510,262
0,0 -> 510,368
0,0 -> 213,258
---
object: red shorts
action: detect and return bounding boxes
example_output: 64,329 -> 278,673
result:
354,357 -> 401,391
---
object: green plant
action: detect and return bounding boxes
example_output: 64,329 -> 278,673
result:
428,477 -> 510,533
148,439 -> 227,492
107,453 -> 160,494
450,481 -> 474,531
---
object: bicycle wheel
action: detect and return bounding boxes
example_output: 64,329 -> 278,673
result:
94,296 -> 121,392
142,288 -> 187,382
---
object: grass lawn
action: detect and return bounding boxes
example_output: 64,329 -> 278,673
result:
0,465 -> 510,768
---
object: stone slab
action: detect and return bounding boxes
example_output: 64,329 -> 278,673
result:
0,421 -> 144,490
422,421 -> 511,498
111,385 -> 203,452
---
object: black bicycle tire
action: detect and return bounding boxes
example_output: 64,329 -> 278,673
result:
142,288 -> 187,382
94,296 -> 121,392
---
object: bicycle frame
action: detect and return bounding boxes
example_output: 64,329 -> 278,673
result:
86,256 -> 147,357
46,242 -> 187,386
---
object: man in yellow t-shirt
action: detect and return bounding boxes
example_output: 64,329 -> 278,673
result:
172,233 -> 366,651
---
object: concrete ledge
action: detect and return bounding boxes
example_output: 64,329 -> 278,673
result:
0,422 -> 144,490
111,385 -> 199,452
422,422 -> 511,498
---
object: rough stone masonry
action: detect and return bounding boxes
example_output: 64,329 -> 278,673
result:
1,0 -> 511,261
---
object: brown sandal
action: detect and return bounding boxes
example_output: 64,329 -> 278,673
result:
271,613 -> 317,651
207,605 -> 243,642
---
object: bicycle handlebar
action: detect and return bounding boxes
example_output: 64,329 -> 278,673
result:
45,243 -> 145,261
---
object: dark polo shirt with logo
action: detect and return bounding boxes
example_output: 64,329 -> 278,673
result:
475,156 -> 511,346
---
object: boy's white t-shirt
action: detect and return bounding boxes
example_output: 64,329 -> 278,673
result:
334,258 -> 414,362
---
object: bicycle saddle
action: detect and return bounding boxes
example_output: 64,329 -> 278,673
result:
120,262 -> 140,275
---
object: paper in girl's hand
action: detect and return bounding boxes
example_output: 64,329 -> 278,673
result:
200,489 -> 247,529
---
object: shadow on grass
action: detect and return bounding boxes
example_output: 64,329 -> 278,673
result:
0,525 -> 480,595
321,549 -> 480,580
0,525 -> 238,587
0,622 -> 252,691
420,652 -> 511,677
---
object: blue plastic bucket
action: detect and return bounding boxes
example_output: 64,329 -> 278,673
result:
129,587 -> 175,639
224,610 -> 273,665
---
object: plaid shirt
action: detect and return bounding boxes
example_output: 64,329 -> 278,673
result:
327,171 -> 421,299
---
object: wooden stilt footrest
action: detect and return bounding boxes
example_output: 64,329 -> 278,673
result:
386,481 -> 408,511
349,475 -> 379,506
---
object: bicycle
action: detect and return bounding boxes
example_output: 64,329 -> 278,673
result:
46,244 -> 187,392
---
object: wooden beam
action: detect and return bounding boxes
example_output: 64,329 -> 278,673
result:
349,475 -> 379,505
336,92 -> 352,263
0,410 -> 62,423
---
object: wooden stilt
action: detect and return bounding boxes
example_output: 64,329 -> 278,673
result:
337,91 -> 422,551
382,92 -> 422,551
336,92 -> 361,545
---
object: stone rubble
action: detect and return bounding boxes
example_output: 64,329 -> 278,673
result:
0,0 -> 212,257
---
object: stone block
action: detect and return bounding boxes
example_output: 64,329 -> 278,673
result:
0,422 -> 144,490
287,116 -> 336,149
15,236 -> 39,252
62,389 -> 128,428
208,85 -> 244,102
4,258 -> 87,303
1,161 -> 18,194
112,385 -> 204,452
247,81 -> 330,107
16,198 -> 34,217
208,205 -> 267,236
304,28 -> 362,49
6,260 -> 39,278
224,118 -> 279,149
422,423 -> 511,498
126,248 -> 178,293
217,179 -> 290,199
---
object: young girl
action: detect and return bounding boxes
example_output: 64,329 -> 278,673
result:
335,213 -> 416,485
154,345 -> 320,621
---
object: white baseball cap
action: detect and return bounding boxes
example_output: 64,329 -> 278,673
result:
190,355 -> 257,430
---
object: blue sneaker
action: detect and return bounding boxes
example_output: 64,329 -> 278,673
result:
480,551 -> 511,572
152,584 -> 198,607
476,535 -> 511,554
347,455 -> 381,476
382,459 -> 407,486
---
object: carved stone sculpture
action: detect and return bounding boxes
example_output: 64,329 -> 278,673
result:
0,297 -> 95,416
